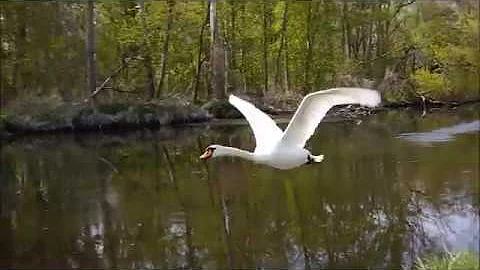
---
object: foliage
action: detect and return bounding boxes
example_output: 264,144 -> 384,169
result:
411,69 -> 450,99
409,1 -> 480,101
416,251 -> 480,270
0,1 -> 478,107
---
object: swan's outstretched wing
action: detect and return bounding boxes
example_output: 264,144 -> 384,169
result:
229,95 -> 283,153
280,88 -> 381,148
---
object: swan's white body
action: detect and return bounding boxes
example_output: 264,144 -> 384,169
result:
200,87 -> 381,170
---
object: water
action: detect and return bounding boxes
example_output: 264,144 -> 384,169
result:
1,105 -> 479,269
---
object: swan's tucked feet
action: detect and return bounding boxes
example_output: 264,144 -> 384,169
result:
307,154 -> 324,164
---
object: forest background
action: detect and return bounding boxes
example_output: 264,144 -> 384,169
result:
0,1 -> 478,132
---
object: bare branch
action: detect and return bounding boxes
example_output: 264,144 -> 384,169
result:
84,56 -> 140,102
392,0 -> 416,20
98,156 -> 119,173
388,0 -> 416,35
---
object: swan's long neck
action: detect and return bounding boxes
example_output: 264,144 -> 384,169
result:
215,146 -> 255,161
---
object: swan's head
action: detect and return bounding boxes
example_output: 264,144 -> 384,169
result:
199,145 -> 221,160
200,145 -> 253,161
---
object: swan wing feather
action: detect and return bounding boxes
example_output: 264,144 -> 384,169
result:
280,88 -> 381,148
229,94 -> 283,153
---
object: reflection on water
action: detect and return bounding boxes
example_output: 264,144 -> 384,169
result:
1,105 -> 479,269
397,120 -> 480,144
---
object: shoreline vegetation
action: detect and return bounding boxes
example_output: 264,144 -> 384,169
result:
1,1 -> 478,138
1,91 -> 478,139
416,251 -> 479,270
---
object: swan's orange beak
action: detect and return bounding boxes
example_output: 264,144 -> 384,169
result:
200,149 -> 213,160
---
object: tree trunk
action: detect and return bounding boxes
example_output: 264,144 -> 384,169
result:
210,0 -> 226,99
53,3 -> 72,101
13,5 -> 27,96
193,1 -> 210,103
229,2 -> 236,71
224,38 -> 229,94
376,3 -> 384,59
227,1 -> 237,92
303,1 -> 313,95
139,1 -> 156,100
284,38 -> 290,93
0,5 -> 5,106
86,0 -> 96,96
240,3 -> 247,93
262,1 -> 269,95
283,3 -> 290,93
342,2 -> 350,59
157,0 -> 174,98
275,2 -> 288,91
366,8 -> 374,75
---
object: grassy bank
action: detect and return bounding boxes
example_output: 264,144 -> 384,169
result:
416,251 -> 479,270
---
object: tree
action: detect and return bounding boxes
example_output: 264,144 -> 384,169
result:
0,1 -> 477,105
0,4 -> 5,107
193,1 -> 210,103
157,0 -> 175,98
12,4 -> 27,96
303,1 -> 314,94
262,1 -> 271,95
86,0 -> 96,96
209,0 -> 226,99
139,0 -> 156,100
275,1 -> 290,92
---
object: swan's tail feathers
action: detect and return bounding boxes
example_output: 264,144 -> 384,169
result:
311,154 -> 324,163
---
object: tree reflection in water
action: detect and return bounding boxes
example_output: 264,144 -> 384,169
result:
0,106 -> 478,268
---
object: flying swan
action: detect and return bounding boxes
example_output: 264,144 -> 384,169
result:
200,87 -> 381,170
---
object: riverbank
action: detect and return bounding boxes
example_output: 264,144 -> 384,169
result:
0,97 -> 211,138
1,94 -> 478,139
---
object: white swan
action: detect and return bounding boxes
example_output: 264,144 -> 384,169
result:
200,87 -> 381,170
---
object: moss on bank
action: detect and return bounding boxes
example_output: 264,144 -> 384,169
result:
2,86 -> 478,137
2,98 -> 211,135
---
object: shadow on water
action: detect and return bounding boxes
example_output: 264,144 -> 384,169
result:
0,104 -> 478,269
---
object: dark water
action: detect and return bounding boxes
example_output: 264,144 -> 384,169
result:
1,105 -> 479,269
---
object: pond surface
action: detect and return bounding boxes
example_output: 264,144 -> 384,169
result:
1,105 -> 479,269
